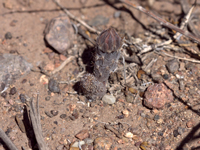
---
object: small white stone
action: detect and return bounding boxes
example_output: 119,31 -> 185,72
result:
102,94 -> 116,104
125,132 -> 134,138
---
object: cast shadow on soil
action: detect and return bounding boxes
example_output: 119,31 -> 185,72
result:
21,106 -> 38,150
73,45 -> 95,95
173,96 -> 200,149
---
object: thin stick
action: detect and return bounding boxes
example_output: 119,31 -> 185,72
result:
53,0 -> 100,34
156,51 -> 200,63
51,56 -> 75,75
0,128 -> 18,150
120,0 -> 200,44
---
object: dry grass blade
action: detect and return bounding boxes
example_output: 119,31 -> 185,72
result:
0,128 -> 18,150
29,94 -> 49,150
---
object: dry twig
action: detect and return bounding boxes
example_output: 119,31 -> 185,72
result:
53,0 -> 100,34
51,56 -> 75,75
120,0 -> 200,43
156,51 -> 200,63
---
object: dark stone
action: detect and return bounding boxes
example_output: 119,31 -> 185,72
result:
163,74 -> 169,80
21,79 -> 27,83
166,59 -> 179,73
50,110 -> 59,116
63,98 -> 67,102
45,96 -> 51,101
19,94 -> 26,103
45,111 -> 54,118
60,114 -> 67,119
158,131 -> 163,136
72,109 -> 79,119
5,32 -> 12,39
0,83 -> 5,92
1,92 -> 7,98
48,79 -> 60,93
154,115 -> 160,121
10,87 -> 16,95
173,130 -> 179,137
53,121 -> 58,125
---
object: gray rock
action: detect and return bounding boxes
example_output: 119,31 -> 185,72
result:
0,54 -> 32,93
48,79 -> 60,93
5,32 -> 12,39
166,59 -> 179,73
44,15 -> 74,54
102,94 -> 116,104
114,11 -> 121,18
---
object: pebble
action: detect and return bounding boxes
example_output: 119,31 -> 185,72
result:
166,59 -> 179,73
1,92 -> 7,98
72,109 -> 79,119
114,11 -> 121,18
102,94 -> 116,104
5,32 -> 12,39
93,137 -> 112,150
84,138 -> 94,144
126,94 -> 134,103
81,143 -> 93,150
137,70 -> 145,79
10,87 -> 16,95
71,141 -> 85,148
154,115 -> 160,121
75,129 -> 89,140
151,72 -> 163,82
45,111 -> 54,118
21,79 -> 27,84
144,83 -> 174,109
157,118 -> 163,124
19,94 -> 26,103
122,110 -> 129,117
125,132 -> 134,138
177,127 -> 185,135
88,15 -> 109,27
60,114 -> 67,119
45,96 -> 51,101
173,129 -> 179,137
186,120 -> 194,128
128,87 -> 138,94
163,74 -> 169,80
48,79 -> 60,93
50,110 -> 59,116
44,15 -> 74,54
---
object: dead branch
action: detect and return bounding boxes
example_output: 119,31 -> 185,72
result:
0,128 -> 18,150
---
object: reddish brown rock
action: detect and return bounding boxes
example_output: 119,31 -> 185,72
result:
144,83 -> 174,109
75,129 -> 89,140
94,137 -> 112,150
